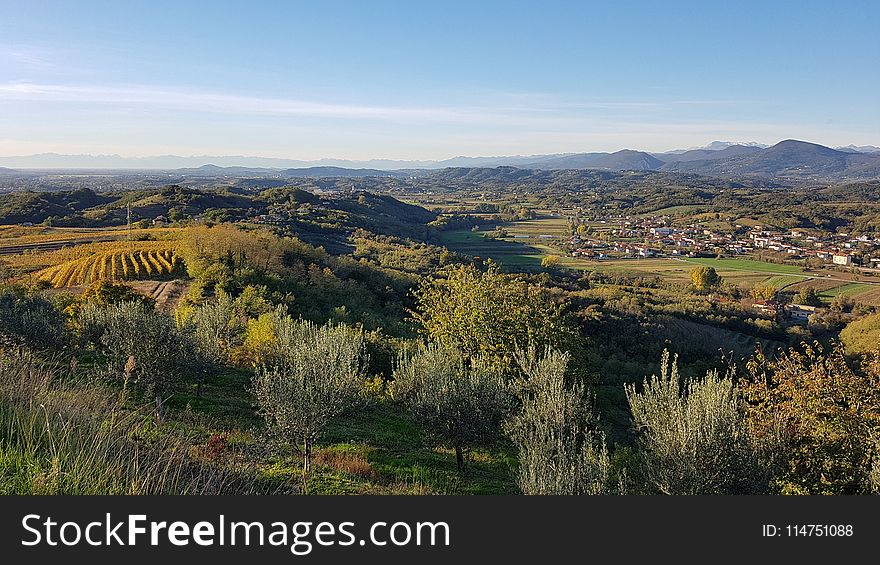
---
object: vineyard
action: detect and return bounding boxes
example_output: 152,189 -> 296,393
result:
37,246 -> 184,287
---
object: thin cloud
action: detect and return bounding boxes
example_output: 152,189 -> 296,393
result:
0,82 -> 480,122
0,81 -> 755,127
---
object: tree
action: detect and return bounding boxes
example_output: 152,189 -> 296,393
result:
504,347 -> 612,494
98,301 -> 202,422
252,314 -> 367,489
541,255 -> 560,269
392,344 -> 514,472
410,263 -> 573,371
0,288 -> 66,349
690,266 -> 721,292
750,284 -> 777,301
741,344 -> 880,494
797,286 -> 823,307
625,350 -> 769,494
839,313 -> 880,355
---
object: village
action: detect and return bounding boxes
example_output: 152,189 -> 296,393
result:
566,213 -> 880,271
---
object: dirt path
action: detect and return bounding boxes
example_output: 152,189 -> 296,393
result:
129,279 -> 189,310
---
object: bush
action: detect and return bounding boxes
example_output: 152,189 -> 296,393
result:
505,347 -> 613,494
410,263 -> 574,373
741,344 -> 880,494
0,288 -> 66,349
626,350 -> 768,494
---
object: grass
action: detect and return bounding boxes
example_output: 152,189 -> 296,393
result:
439,230 -> 543,269
0,350 -> 260,495
762,275 -> 806,289
682,257 -> 806,275
818,282 -> 875,300
0,347 -> 516,496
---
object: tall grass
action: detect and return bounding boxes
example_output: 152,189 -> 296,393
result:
0,348 -> 259,495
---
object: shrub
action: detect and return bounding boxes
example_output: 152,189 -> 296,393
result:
505,347 -> 613,494
0,288 -> 66,349
741,344 -> 880,494
626,350 -> 769,494
410,264 -> 574,374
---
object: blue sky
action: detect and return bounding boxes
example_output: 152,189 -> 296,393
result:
1,0 -> 878,160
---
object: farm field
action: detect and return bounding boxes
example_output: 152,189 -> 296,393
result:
36,245 -> 183,287
440,226 -> 880,305
439,230 -> 544,268
681,257 -> 807,275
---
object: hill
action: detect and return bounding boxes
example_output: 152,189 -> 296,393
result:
520,150 -> 664,171
658,144 -> 764,163
662,140 -> 880,180
0,188 -> 116,225
282,166 -> 406,178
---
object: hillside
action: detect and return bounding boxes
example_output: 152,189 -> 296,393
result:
0,188 -> 116,225
657,144 -> 764,163
663,139 -> 880,180
0,185 -> 439,249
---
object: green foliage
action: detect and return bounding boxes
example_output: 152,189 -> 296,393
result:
839,313 -> 880,355
411,263 -> 573,370
505,347 -> 613,494
392,344 -> 515,472
0,287 -> 66,348
252,314 -> 368,487
797,286 -> 823,307
89,301 -> 206,420
626,350 -> 769,494
81,280 -> 153,307
741,345 -> 880,494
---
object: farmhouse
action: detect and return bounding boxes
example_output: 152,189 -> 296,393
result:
785,304 -> 819,322
832,254 -> 853,266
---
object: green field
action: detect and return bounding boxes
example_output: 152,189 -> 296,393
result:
439,230 -> 543,268
818,282 -> 875,300
762,275 -> 807,289
440,227 -> 880,304
681,257 -> 806,275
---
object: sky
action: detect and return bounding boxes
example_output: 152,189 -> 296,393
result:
1,0 -> 879,161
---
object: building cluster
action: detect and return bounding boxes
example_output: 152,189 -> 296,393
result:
567,215 -> 880,269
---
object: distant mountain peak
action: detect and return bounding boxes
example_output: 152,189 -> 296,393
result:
700,141 -> 769,151
836,144 -> 880,154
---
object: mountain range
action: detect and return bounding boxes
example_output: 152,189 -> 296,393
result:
2,140 -> 880,182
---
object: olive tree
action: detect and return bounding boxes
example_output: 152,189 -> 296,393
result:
625,350 -> 768,494
187,292 -> 242,364
0,289 -> 66,349
505,347 -> 612,494
392,344 -> 514,472
99,301 -> 202,422
252,315 -> 367,488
